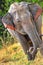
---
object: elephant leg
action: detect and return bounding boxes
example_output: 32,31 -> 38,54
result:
34,15 -> 43,55
40,41 -> 43,55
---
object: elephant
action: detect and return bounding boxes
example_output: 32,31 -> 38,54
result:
2,2 -> 42,60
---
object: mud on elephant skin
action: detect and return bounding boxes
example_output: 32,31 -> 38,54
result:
2,2 -> 42,60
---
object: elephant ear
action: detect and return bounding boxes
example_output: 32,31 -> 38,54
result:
2,13 -> 15,30
28,3 -> 42,36
28,3 -> 42,20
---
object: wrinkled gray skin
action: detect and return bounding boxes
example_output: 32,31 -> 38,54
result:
2,2 -> 42,60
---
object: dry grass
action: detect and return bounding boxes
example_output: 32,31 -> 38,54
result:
0,42 -> 43,65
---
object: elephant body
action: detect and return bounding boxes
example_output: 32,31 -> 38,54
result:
2,2 -> 42,60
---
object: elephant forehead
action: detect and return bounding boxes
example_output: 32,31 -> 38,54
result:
8,2 -> 19,13
8,2 -> 29,14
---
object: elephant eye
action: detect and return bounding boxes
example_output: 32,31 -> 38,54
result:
13,12 -> 16,15
12,12 -> 16,17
